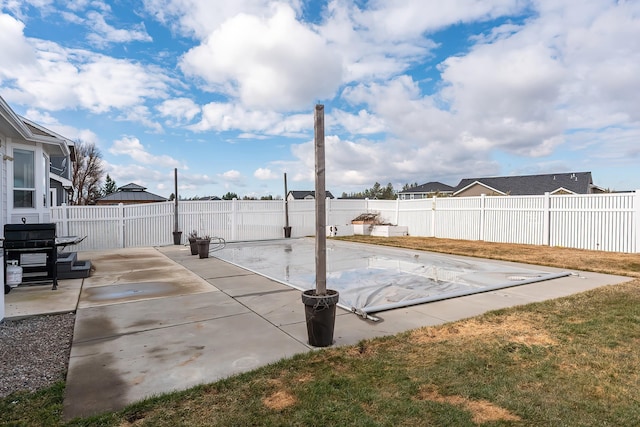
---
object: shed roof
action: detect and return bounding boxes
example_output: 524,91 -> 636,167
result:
98,182 -> 167,202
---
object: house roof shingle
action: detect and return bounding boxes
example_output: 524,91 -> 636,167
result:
288,190 -> 335,199
454,172 -> 595,195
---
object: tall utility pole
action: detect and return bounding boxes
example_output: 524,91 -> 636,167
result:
314,104 -> 326,295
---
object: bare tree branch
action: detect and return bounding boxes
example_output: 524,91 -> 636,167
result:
71,140 -> 105,205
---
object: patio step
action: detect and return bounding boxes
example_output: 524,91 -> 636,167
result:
57,251 -> 92,279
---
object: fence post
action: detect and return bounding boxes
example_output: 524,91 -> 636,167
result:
61,203 -> 69,236
635,190 -> 640,253
394,198 -> 399,226
479,194 -> 486,241
543,192 -> 551,246
431,197 -> 436,237
119,203 -> 125,248
231,198 -> 238,241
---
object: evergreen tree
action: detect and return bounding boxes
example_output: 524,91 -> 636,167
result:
222,192 -> 238,200
103,174 -> 117,196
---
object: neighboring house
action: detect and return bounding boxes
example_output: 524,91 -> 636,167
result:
287,190 -> 335,201
397,182 -> 455,200
0,96 -> 73,225
453,172 -> 605,197
96,183 -> 167,205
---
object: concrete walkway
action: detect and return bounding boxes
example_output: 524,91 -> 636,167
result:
3,243 -> 631,420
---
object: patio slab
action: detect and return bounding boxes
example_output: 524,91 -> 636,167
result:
64,297 -> 308,420
3,278 -> 83,319
3,243 -> 629,421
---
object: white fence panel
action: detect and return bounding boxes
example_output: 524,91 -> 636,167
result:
48,191 -> 639,253
235,200 -> 284,241
288,200 -> 316,237
397,199 -> 433,236
179,200 -> 234,241
483,195 -> 546,245
366,200 -> 399,225
51,204 -> 124,251
550,193 -> 636,252
124,202 -> 174,247
326,199 -> 368,226
433,197 -> 482,240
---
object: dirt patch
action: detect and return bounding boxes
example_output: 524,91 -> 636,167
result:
262,390 -> 297,411
418,386 -> 521,424
409,313 -> 556,347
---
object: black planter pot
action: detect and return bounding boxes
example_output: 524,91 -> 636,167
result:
301,289 -> 339,347
283,226 -> 292,238
197,239 -> 211,258
173,231 -> 183,245
189,238 -> 198,255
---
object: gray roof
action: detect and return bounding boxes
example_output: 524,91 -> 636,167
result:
288,190 -> 335,199
455,172 -> 595,195
118,183 -> 147,191
99,182 -> 167,202
398,181 -> 455,194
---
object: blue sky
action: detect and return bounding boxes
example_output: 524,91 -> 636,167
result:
1,0 -> 639,199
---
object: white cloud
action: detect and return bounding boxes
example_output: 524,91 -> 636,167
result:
142,0 -> 303,40
86,11 -> 153,47
156,97 -> 201,125
189,102 -> 280,133
219,169 -> 245,188
180,3 -> 342,111
109,136 -> 183,167
254,167 -> 278,180
0,16 -> 173,120
330,108 -> 387,135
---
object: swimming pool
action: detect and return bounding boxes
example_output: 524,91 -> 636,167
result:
213,238 -> 570,318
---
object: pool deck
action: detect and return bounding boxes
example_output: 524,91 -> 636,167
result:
1,242 -> 631,420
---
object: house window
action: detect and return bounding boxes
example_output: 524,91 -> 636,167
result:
14,149 -> 35,208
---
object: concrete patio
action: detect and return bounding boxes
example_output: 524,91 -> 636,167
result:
1,242 -> 631,420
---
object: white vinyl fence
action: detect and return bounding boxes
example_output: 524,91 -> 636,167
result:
50,191 -> 640,253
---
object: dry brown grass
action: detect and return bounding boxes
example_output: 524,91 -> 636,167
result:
417,385 -> 522,424
338,235 -> 640,278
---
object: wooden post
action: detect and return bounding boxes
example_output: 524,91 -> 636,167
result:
284,173 -> 290,229
174,168 -> 179,232
315,104 -> 327,295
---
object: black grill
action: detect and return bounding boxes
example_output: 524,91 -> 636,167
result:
4,223 -> 58,290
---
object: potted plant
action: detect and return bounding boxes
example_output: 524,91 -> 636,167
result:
197,235 -> 211,259
188,230 -> 199,255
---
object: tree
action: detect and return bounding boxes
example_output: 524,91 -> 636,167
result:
402,182 -> 419,191
222,192 -> 238,200
103,174 -> 117,196
71,140 -> 105,205
343,182 -> 397,200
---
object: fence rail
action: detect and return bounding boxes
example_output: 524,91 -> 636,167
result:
49,191 -> 640,253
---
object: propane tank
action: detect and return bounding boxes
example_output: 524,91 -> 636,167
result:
6,260 -> 23,288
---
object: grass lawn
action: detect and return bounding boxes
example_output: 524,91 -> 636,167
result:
2,237 -> 639,426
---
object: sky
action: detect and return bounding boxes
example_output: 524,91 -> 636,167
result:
0,0 -> 639,199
